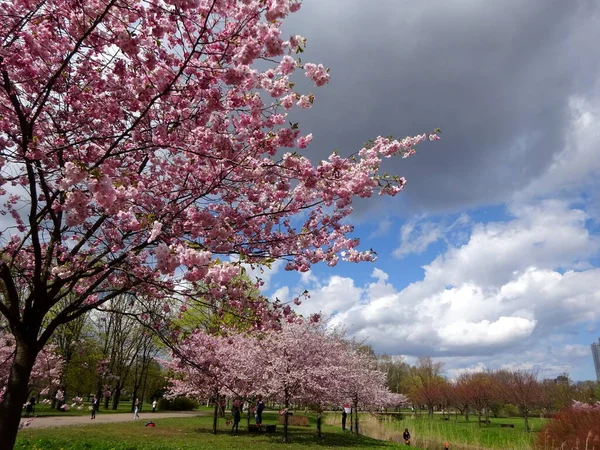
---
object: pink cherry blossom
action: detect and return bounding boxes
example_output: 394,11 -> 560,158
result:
0,0 -> 439,445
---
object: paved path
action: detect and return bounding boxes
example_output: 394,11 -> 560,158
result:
20,411 -> 208,429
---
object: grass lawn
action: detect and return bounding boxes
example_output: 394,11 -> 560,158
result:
328,412 -> 546,450
16,412 -> 424,450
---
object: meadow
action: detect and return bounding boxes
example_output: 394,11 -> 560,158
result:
16,411 -> 425,450
17,407 -> 551,450
324,412 -> 546,450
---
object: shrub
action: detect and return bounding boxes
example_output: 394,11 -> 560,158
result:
503,404 -> 520,418
158,397 -> 198,411
537,402 -> 600,450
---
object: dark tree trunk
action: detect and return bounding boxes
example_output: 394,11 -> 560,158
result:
131,387 -> 139,413
316,409 -> 322,438
283,399 -> 290,443
353,400 -> 359,436
112,381 -> 122,410
0,338 -> 38,450
212,391 -> 219,434
523,408 -> 529,433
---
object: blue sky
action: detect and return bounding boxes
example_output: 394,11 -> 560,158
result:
251,0 -> 600,381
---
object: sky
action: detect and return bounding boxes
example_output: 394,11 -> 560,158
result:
258,0 -> 600,381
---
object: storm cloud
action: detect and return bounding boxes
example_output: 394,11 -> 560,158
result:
284,0 -> 600,214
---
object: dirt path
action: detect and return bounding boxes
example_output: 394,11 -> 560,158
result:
20,411 -> 209,429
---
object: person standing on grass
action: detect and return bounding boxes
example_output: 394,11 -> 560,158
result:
231,399 -> 241,433
255,395 -> 264,425
403,428 -> 411,446
152,399 -> 157,413
341,407 -> 348,430
133,398 -> 140,420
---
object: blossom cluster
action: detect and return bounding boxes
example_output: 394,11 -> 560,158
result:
165,320 -> 407,411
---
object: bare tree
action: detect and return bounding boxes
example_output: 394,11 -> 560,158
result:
494,369 -> 545,432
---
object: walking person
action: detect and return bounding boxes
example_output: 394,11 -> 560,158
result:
90,395 -> 98,419
152,399 -> 157,413
133,398 -> 140,420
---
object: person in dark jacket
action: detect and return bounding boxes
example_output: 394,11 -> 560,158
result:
90,395 -> 99,419
403,428 -> 411,446
231,399 -> 241,432
255,395 -> 264,425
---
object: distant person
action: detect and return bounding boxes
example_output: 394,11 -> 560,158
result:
134,398 -> 140,420
25,400 -> 33,417
403,428 -> 411,446
231,399 -> 241,433
342,404 -> 350,430
91,395 -> 99,419
152,399 -> 157,413
219,397 -> 226,418
255,395 -> 264,425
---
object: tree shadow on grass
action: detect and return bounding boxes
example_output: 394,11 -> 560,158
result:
192,427 -> 393,447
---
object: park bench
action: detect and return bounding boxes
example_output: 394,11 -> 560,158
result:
500,424 -> 514,428
248,424 -> 277,432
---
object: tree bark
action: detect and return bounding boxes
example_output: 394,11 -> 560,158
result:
112,380 -> 122,410
353,399 -> 359,436
0,338 -> 38,450
283,399 -> 290,443
212,391 -> 219,434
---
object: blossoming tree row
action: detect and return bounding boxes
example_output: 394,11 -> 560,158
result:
165,320 -> 408,441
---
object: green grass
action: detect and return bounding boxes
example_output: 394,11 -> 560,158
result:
16,412 -> 424,450
327,412 -> 546,450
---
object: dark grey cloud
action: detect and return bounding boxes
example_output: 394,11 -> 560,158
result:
283,0 -> 600,215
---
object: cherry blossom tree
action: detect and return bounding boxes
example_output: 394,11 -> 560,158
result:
0,332 -> 62,403
336,343 -> 402,436
252,320 -> 348,441
165,330 -> 258,434
0,0 -> 438,446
